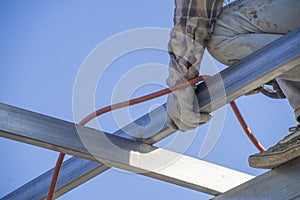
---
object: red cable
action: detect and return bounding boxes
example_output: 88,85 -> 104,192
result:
47,153 -> 65,200
79,75 -> 210,125
47,75 -> 265,199
47,76 -> 208,199
230,101 -> 266,152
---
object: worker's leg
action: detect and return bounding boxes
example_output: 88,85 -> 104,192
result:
207,0 -> 300,168
276,79 -> 300,122
208,0 -> 300,66
208,0 -> 300,120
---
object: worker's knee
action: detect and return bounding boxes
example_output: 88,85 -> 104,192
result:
206,0 -> 264,66
206,35 -> 252,66
215,0 -> 300,36
207,0 -> 299,66
207,33 -> 282,66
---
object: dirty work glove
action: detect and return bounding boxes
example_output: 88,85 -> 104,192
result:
166,62 -> 211,132
166,0 -> 223,131
167,85 -> 211,131
166,16 -> 212,131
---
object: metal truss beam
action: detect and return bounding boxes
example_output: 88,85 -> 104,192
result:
0,103 -> 253,199
1,103 -> 171,200
1,157 -> 109,200
212,157 -> 300,200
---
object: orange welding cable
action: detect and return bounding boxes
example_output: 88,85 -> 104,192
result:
47,75 -> 265,199
47,76 -> 208,200
47,153 -> 65,200
79,75 -> 211,125
230,101 -> 266,152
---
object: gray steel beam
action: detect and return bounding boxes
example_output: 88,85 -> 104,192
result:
212,157 -> 300,200
0,103 -> 253,199
2,26 -> 300,200
1,103 -> 170,200
1,157 -> 109,200
145,27 -> 300,143
1,104 -> 171,200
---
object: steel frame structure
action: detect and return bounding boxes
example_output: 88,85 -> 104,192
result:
1,27 -> 300,200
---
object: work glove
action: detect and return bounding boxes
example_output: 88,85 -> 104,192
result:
167,85 -> 211,131
166,60 -> 211,132
166,0 -> 223,131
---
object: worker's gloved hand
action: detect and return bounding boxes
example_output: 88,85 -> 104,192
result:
166,63 -> 211,132
166,0 -> 223,131
167,86 -> 211,131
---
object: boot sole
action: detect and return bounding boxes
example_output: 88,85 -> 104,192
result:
249,144 -> 300,169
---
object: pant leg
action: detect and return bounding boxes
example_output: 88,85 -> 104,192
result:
207,0 -> 300,122
208,0 -> 300,66
276,79 -> 300,122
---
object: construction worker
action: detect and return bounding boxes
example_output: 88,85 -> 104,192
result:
166,0 -> 300,168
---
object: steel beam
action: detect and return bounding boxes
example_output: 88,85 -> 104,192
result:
144,27 -> 300,143
1,157 -> 109,200
1,104 -> 171,200
212,157 -> 300,200
0,103 -> 253,199
2,104 -> 170,200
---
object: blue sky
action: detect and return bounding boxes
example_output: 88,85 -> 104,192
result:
0,1 -> 297,199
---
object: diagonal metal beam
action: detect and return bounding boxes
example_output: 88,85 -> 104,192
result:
0,103 -> 253,199
1,102 -> 171,200
145,27 -> 300,143
1,157 -> 109,200
1,104 -> 170,200
212,157 -> 300,200
3,27 -> 300,200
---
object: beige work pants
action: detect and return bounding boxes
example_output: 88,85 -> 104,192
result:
207,0 -> 300,121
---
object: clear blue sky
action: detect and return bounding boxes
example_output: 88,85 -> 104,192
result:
0,1 -> 297,199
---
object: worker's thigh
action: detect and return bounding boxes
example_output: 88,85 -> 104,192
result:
207,0 -> 300,120
207,0 -> 300,66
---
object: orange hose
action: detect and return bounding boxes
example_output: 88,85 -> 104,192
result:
47,153 -> 65,200
47,75 -> 265,199
47,76 -> 208,199
79,75 -> 210,125
230,101 -> 266,152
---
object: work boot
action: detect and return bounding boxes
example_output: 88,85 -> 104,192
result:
249,124 -> 300,169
